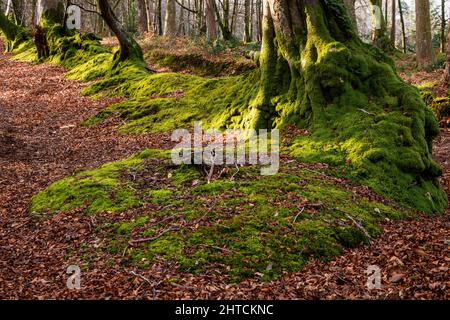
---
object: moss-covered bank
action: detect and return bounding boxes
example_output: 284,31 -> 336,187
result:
32,148 -> 415,281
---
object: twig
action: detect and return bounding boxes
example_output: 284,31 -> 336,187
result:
230,162 -> 240,181
129,270 -> 152,285
293,207 -> 305,223
338,208 -> 372,245
207,151 -> 215,184
357,108 -> 376,116
128,226 -> 179,246
196,244 -> 234,254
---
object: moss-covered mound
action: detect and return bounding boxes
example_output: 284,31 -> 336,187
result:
145,50 -> 256,77
31,148 -> 414,281
421,89 -> 450,122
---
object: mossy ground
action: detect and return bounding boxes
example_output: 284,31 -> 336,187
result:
32,147 -> 415,281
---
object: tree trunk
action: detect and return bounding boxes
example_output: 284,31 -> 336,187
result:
444,18 -> 450,82
155,0 -> 162,35
0,9 -> 27,51
36,0 -> 64,26
256,0 -> 262,42
250,0 -> 445,213
216,0 -> 232,40
440,0 -> 446,53
390,0 -> 395,46
136,0 -> 148,35
415,0 -> 434,68
97,0 -> 143,62
244,0 -> 251,42
369,0 -> 390,50
398,0 -> 406,53
5,0 -> 12,16
31,0 -> 37,25
343,0 -> 356,30
205,0 -> 217,40
164,0 -> 176,36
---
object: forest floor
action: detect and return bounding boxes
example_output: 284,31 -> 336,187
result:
0,40 -> 449,299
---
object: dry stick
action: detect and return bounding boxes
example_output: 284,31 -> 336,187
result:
196,244 -> 234,254
128,226 -> 180,246
337,208 -> 372,245
293,207 -> 305,223
357,108 -> 376,116
146,213 -> 179,229
129,270 -> 152,285
207,151 -> 215,184
230,162 -> 240,181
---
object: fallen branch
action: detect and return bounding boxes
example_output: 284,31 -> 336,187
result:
337,208 -> 372,245
293,207 -> 305,223
128,226 -> 179,246
357,108 -> 376,116
129,270 -> 152,285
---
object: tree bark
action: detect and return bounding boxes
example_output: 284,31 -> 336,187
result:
440,0 -> 446,53
205,0 -> 217,40
390,0 -> 395,46
216,0 -> 232,40
136,0 -> 148,35
444,18 -> 450,82
415,0 -> 434,68
398,0 -> 406,52
97,0 -> 143,62
155,0 -> 162,35
244,0 -> 251,42
251,0 -> 444,213
343,0 -> 357,30
164,0 -> 176,36
36,0 -> 64,25
369,0 -> 390,50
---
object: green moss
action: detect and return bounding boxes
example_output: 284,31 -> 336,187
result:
145,50 -> 256,77
170,164 -> 202,186
192,181 -> 235,195
30,149 -> 169,216
0,12 -> 29,52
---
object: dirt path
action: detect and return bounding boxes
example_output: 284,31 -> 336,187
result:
0,43 -> 448,299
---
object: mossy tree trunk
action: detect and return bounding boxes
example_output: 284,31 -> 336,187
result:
369,0 -> 392,50
343,0 -> 356,30
36,0 -> 65,26
97,0 -> 143,63
247,0 -> 446,213
0,9 -> 27,51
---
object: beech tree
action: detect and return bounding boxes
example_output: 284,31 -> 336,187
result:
246,0 -> 443,213
415,0 -> 434,67
205,0 -> 217,40
164,0 -> 176,36
343,0 -> 356,29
